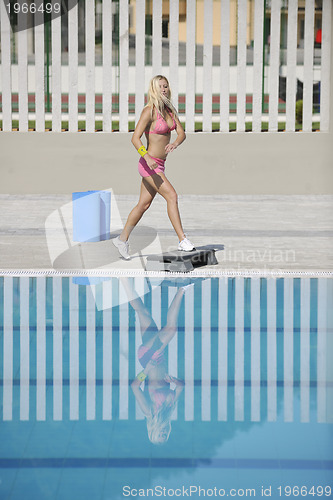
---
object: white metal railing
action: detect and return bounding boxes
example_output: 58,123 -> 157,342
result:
0,0 -> 331,132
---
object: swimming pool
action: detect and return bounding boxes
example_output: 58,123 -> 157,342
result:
0,276 -> 332,500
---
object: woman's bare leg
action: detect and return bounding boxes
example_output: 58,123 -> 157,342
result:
119,179 -> 157,242
143,173 -> 186,242
119,277 -> 154,335
120,279 -> 185,349
158,288 -> 185,347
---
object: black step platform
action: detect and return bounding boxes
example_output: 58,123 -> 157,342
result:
145,248 -> 218,272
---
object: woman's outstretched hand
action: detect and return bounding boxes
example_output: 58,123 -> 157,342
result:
164,374 -> 184,385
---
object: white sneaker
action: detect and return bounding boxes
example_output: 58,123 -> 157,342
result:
181,283 -> 195,292
112,236 -> 130,260
178,237 -> 195,252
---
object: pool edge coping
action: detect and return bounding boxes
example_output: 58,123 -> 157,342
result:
0,269 -> 332,278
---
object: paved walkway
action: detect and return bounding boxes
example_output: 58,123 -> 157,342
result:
0,194 -> 332,276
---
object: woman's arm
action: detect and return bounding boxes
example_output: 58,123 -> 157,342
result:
131,107 -> 151,151
165,115 -> 186,154
131,107 -> 158,170
130,360 -> 156,416
164,374 -> 185,402
131,380 -> 150,416
174,385 -> 184,403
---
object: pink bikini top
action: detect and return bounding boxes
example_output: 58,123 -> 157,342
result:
149,386 -> 175,410
149,108 -> 176,135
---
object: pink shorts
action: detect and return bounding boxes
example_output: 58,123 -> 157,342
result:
137,343 -> 165,367
138,155 -> 165,178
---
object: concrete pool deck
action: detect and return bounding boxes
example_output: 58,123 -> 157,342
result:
0,194 -> 332,276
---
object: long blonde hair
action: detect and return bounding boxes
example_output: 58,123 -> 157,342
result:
146,402 -> 175,445
147,75 -> 178,120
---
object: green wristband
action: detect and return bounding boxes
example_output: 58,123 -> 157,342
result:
138,145 -> 147,157
137,371 -> 147,382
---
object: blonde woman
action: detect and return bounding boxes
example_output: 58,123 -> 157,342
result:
120,277 -> 186,444
113,75 -> 195,260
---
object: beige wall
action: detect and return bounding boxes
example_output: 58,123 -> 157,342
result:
1,130 -> 332,195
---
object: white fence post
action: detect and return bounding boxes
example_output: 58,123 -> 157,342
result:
135,0 -> 146,125
20,278 -> 30,420
267,278 -> 277,422
86,288 -> 96,420
251,279 -> 261,422
186,0 -> 196,132
252,0 -> 264,132
203,0 -> 213,132
285,0 -> 298,132
217,277 -> 228,421
17,14 -> 29,131
303,0 -> 315,132
86,0 -> 96,133
268,0 -> 281,132
3,278 -> 13,421
317,279 -> 327,423
201,280 -> 211,421
69,279 -> 79,420
0,2 -> 12,131
320,0 -> 332,132
51,8 -> 62,132
68,0 -> 79,132
169,0 -> 179,113
119,0 -> 129,132
35,12 -> 45,132
300,278 -> 310,423
284,279 -> 294,422
184,285 -> 195,421
103,0 -> 113,133
36,277 -> 46,420
53,277 -> 63,421
220,0 -> 231,133
235,278 -> 245,421
102,289 -> 113,420
236,0 -> 247,132
152,0 -> 163,76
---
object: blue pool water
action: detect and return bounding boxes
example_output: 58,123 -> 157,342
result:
0,276 -> 332,500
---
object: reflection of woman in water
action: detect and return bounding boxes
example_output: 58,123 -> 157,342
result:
120,278 -> 187,444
